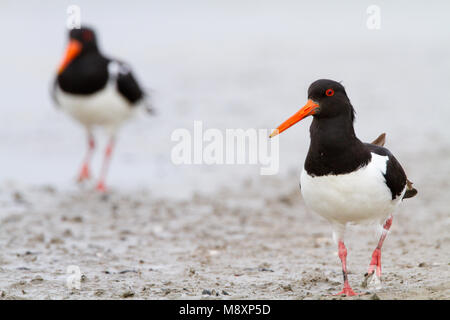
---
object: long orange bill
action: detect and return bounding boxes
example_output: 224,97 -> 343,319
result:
269,99 -> 320,138
58,40 -> 82,74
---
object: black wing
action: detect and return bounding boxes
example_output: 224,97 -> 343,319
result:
110,60 -> 154,114
109,60 -> 143,103
365,143 -> 407,200
117,68 -> 144,104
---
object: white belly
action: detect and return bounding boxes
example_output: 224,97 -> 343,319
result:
56,82 -> 136,132
300,153 -> 404,225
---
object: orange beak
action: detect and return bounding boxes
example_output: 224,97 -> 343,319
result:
269,99 -> 319,138
58,40 -> 82,74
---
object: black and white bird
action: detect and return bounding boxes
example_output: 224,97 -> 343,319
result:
52,26 -> 153,191
270,79 -> 417,296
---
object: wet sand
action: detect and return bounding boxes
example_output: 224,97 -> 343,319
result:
0,156 -> 448,300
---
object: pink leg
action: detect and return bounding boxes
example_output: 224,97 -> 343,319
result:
367,215 -> 393,278
96,137 -> 115,192
77,134 -> 95,182
334,241 -> 358,296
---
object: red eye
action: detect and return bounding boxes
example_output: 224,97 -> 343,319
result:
83,31 -> 93,41
326,89 -> 334,97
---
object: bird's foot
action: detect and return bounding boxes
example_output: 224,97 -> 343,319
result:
77,164 -> 91,183
333,286 -> 360,297
362,248 -> 382,289
362,271 -> 382,290
96,181 -> 107,192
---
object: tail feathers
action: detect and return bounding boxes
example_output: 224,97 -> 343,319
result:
143,96 -> 155,115
371,133 -> 386,147
142,89 -> 155,115
371,133 -> 417,199
403,179 -> 418,199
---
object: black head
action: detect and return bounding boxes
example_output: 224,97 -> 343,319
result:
58,26 -> 99,74
270,79 -> 356,138
307,79 -> 355,122
68,26 -> 99,52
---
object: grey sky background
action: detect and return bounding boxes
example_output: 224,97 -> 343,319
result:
0,1 -> 449,198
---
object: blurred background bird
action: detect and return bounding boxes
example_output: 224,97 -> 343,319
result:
52,26 -> 154,192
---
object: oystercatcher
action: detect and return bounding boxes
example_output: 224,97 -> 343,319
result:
270,79 -> 417,296
52,26 -> 153,191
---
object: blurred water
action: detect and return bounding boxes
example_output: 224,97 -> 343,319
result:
0,1 -> 449,198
